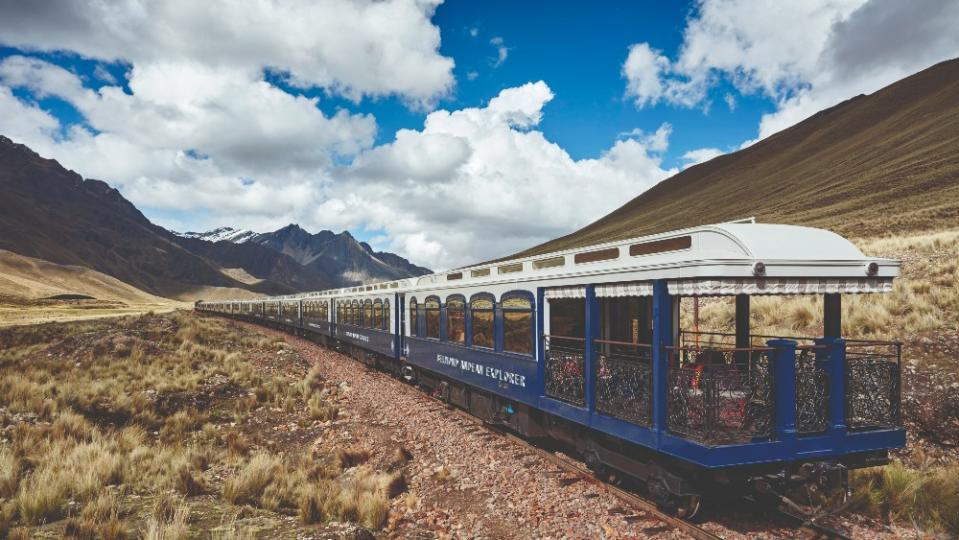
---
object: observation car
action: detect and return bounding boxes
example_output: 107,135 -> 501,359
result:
197,221 -> 905,517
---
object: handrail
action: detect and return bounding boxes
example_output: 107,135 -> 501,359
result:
593,339 -> 652,347
544,334 -> 586,342
665,345 -> 774,353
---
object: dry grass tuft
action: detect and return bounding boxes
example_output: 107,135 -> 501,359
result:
223,453 -> 281,506
144,496 -> 190,540
307,393 -> 339,422
336,447 -> 372,470
852,461 -> 959,536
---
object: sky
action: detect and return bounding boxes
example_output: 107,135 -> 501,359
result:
0,0 -> 957,270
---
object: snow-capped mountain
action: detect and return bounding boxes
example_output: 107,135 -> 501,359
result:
177,226 -> 260,243
177,224 -> 431,286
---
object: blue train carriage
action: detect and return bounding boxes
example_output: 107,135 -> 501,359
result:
397,222 -> 904,517
329,280 -> 410,367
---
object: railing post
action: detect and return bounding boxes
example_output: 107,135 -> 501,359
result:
536,288 -> 546,396
826,338 -> 847,442
584,285 -> 598,412
651,280 -> 672,444
768,339 -> 798,447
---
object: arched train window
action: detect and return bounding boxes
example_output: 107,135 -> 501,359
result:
364,300 -> 373,328
502,291 -> 534,355
424,296 -> 441,339
470,294 -> 494,349
446,295 -> 465,344
408,297 -> 418,337
383,299 -> 391,331
373,299 -> 383,330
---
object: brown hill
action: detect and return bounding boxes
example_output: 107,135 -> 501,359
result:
514,58 -> 959,258
0,136 -> 328,298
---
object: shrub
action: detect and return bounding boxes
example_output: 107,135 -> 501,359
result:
335,447 -> 371,470
223,453 -> 280,506
308,393 -> 338,422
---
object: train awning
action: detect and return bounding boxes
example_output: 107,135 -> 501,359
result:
667,277 -> 894,296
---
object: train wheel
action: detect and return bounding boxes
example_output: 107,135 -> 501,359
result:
674,494 -> 702,520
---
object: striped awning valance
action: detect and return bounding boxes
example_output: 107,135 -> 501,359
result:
596,282 -> 653,297
668,278 -> 894,296
544,286 -> 585,299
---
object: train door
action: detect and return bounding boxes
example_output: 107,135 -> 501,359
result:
396,292 -> 405,359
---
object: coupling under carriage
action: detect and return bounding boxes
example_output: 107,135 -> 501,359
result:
197,221 -> 905,518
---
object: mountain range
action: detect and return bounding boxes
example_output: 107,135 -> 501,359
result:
0,135 -> 430,300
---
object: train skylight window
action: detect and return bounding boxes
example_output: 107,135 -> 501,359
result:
533,256 -> 565,269
574,248 -> 619,264
629,235 -> 692,256
498,263 -> 523,274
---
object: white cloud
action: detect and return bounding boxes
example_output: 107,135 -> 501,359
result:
622,0 -> 959,139
329,82 -> 677,268
466,71 -> 479,81
681,147 -> 724,169
0,0 -> 454,105
617,123 -> 672,153
490,36 -> 509,68
723,92 -> 736,111
622,43 -> 671,107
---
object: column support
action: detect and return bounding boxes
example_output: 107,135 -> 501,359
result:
769,339 -> 798,448
651,280 -> 673,445
584,285 -> 598,412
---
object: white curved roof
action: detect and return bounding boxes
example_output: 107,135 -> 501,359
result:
202,221 -> 900,303
708,223 -> 868,260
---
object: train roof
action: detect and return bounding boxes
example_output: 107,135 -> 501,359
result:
201,221 -> 900,303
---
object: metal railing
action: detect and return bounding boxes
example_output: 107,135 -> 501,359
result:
544,335 -> 586,406
795,345 -> 830,434
845,341 -> 902,430
594,340 -> 653,426
665,346 -> 774,445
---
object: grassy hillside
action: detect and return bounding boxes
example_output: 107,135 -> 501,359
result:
516,58 -> 959,258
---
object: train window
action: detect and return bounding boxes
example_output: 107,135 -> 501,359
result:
364,300 -> 374,328
532,256 -> 565,269
336,301 -> 344,323
409,298 -> 418,337
373,299 -> 383,330
320,300 -> 328,320
574,247 -> 619,264
383,300 -> 391,331
351,300 -> 360,326
424,296 -> 441,339
471,268 -> 490,278
498,263 -> 523,274
446,296 -> 466,344
502,292 -> 534,355
629,235 -> 691,256
470,294 -> 494,349
549,298 -> 586,338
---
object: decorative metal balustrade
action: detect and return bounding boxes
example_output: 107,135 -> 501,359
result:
544,336 -> 586,406
595,340 -> 653,426
666,346 -> 773,446
795,345 -> 830,434
846,341 -> 902,430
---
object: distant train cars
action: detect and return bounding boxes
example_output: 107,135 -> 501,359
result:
197,222 -> 905,517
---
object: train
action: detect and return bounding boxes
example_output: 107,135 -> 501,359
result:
196,221 -> 905,518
